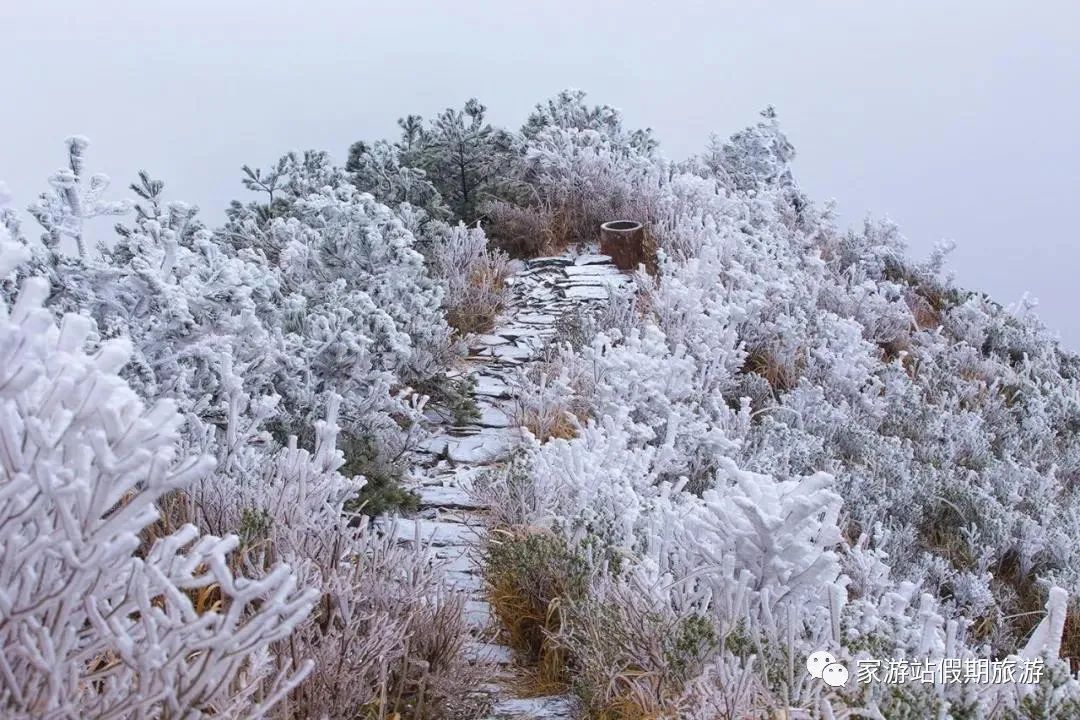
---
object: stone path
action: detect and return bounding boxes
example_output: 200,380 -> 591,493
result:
391,251 -> 630,719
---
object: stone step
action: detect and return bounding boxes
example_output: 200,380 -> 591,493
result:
486,695 -> 576,719
387,517 -> 477,548
573,253 -> 614,266
471,333 -> 513,347
474,375 -> 513,398
445,569 -> 485,592
563,264 -> 623,277
416,484 -> 486,510
417,428 -> 518,464
527,256 -> 574,268
464,641 -> 516,666
465,599 -> 494,629
560,285 -> 611,301
514,313 -> 558,326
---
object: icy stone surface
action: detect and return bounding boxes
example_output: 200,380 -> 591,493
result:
474,375 -> 512,398
574,253 -> 613,265
564,285 -> 612,300
464,641 -> 515,665
564,264 -> 624,277
514,312 -> 557,326
419,428 -> 518,464
416,484 -> 485,510
388,517 -> 475,547
488,696 -> 576,719
472,333 -> 512,347
475,402 -> 512,428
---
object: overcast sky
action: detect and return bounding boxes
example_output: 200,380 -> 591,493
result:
2,1 -> 1077,346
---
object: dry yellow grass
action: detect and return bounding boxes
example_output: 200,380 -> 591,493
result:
743,349 -> 798,393
519,408 -> 581,442
483,527 -> 590,692
905,290 -> 942,331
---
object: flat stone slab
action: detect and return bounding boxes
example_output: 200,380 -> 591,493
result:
434,547 -> 476,576
464,641 -> 515,666
487,695 -> 576,719
419,428 -> 518,464
474,375 -> 512,398
471,343 -> 535,363
574,254 -> 614,265
564,285 -> 611,300
527,257 -> 573,268
514,313 -> 557,326
471,333 -> 512,347
475,402 -> 512,428
564,264 -> 623,277
502,330 -> 546,344
465,599 -> 493,628
492,343 -> 538,361
445,569 -> 484,592
419,463 -> 493,490
388,517 -> 476,547
416,484 -> 486,510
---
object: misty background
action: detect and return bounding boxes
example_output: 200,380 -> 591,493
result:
2,1 -> 1077,346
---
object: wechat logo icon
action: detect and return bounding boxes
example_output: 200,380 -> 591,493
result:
807,650 -> 849,687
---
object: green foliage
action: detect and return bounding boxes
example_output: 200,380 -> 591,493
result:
484,530 -> 592,667
664,613 -> 719,678
349,98 -> 514,224
445,375 -> 482,426
400,99 -> 514,223
346,476 -> 420,518
237,507 -> 273,548
1004,659 -> 1080,719
723,619 -> 754,658
415,374 -> 482,428
339,434 -> 419,518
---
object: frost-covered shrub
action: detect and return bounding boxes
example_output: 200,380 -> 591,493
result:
222,153 -> 457,476
484,90 -> 664,256
557,577 -> 722,719
422,221 -> 512,334
3,141 -> 481,719
491,102 -> 1080,718
0,245 -> 315,718
509,342 -> 594,443
346,138 -> 449,218
483,527 -> 591,684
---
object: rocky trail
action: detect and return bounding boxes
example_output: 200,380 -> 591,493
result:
389,251 -> 631,719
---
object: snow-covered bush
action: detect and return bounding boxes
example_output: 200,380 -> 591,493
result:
346,138 -> 449,218
0,242 -> 316,718
177,375 -> 481,719
422,220 -> 512,334
488,101 -> 1080,718
483,90 -> 665,256
220,151 -> 458,482
2,140 -> 481,719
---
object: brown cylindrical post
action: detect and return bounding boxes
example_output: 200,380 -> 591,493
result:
599,220 -> 645,271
